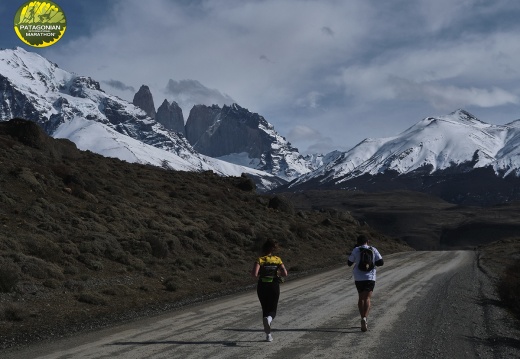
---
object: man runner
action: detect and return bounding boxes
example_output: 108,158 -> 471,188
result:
348,235 -> 384,332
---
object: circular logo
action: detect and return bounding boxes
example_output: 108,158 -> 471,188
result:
14,1 -> 67,48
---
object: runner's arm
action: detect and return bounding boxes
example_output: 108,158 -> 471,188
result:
347,248 -> 357,266
374,248 -> 384,266
251,262 -> 260,278
278,263 -> 288,277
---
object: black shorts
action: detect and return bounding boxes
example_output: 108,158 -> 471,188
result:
355,280 -> 375,293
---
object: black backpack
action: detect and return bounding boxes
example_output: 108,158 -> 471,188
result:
358,246 -> 375,272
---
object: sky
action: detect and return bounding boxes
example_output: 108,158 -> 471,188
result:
2,0 -> 520,155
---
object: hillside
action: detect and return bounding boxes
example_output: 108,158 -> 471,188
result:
0,119 -> 411,348
282,190 -> 520,250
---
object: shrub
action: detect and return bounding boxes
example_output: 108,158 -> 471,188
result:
268,195 -> 294,214
2,304 -> 26,321
63,265 -> 79,275
174,257 -> 194,271
78,292 -> 107,305
209,274 -> 223,283
224,230 -> 245,246
234,174 -> 256,191
146,237 -> 169,258
64,280 -> 85,292
497,259 -> 520,319
78,254 -> 104,271
102,284 -> 130,296
25,238 -> 63,263
43,279 -> 60,289
163,277 -> 178,292
0,263 -> 20,293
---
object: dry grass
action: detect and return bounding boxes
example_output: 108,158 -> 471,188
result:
479,238 -> 520,320
497,260 -> 520,319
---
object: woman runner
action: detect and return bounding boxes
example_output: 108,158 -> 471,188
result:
251,239 -> 288,342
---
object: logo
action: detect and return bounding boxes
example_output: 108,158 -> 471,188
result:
14,1 -> 67,47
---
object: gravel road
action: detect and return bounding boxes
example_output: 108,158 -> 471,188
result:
3,250 -> 519,359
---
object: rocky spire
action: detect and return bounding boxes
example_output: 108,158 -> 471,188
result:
156,99 -> 185,135
132,85 -> 156,119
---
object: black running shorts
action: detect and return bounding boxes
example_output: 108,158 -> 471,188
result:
355,280 -> 375,293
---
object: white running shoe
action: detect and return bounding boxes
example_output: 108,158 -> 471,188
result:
361,317 -> 368,332
266,334 -> 273,342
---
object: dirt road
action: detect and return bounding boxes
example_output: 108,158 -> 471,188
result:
4,251 -> 519,359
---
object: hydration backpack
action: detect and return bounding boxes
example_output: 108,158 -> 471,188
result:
358,246 -> 375,272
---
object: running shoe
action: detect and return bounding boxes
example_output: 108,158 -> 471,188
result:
266,334 -> 273,342
263,317 -> 271,334
361,317 -> 368,332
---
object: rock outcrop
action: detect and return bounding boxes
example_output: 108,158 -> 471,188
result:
156,100 -> 185,135
132,85 -> 156,119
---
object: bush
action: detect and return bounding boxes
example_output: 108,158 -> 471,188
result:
43,279 -> 60,289
0,263 -> 20,293
78,254 -> 104,271
2,304 -> 26,321
234,174 -> 256,191
268,195 -> 294,214
163,277 -> 178,292
497,259 -> 520,319
63,265 -> 79,275
64,280 -> 85,292
78,292 -> 107,305
102,284 -> 130,296
209,274 -> 223,283
146,237 -> 169,258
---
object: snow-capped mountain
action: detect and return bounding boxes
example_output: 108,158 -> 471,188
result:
287,110 -> 520,191
5,47 -> 520,203
0,47 -> 283,190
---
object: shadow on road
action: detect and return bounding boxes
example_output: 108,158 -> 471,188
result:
108,340 -> 254,347
224,327 -> 360,334
108,327 -> 361,348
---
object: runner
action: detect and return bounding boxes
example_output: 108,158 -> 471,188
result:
251,239 -> 288,342
347,234 -> 384,332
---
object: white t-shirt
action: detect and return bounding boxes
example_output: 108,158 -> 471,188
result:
348,245 -> 383,281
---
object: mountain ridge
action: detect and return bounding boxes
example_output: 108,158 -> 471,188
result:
283,109 -> 520,203
3,47 -> 520,204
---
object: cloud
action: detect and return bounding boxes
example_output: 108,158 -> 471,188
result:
321,26 -> 334,36
103,79 -> 135,93
288,125 -> 322,141
259,55 -> 274,63
35,0 -> 520,155
164,79 -> 235,114
339,30 -> 520,110
286,125 -> 344,154
393,80 -> 519,110
296,91 -> 324,109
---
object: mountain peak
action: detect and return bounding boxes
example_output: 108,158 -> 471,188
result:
443,109 -> 487,126
449,109 -> 475,118
133,85 -> 156,119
